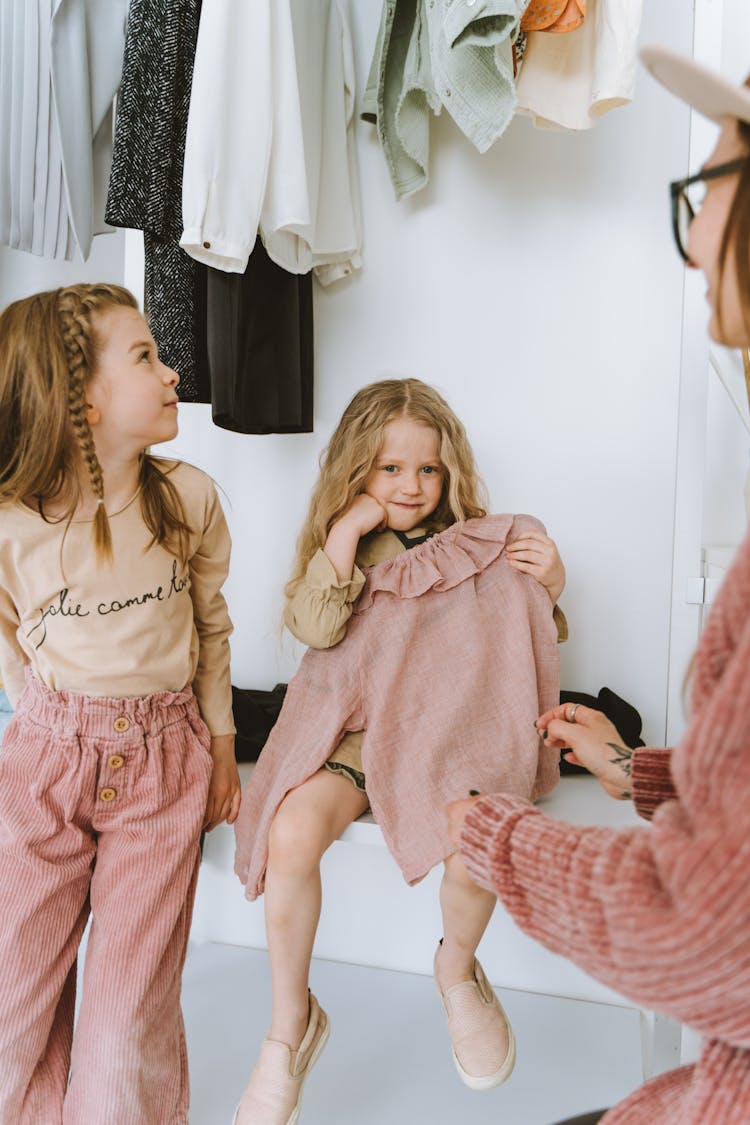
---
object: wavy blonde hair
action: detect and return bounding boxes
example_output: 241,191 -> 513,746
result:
0,283 -> 192,563
286,378 -> 488,597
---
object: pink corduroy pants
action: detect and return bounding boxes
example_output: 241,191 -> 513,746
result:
0,673 -> 213,1124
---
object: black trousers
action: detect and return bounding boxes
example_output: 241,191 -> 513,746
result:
204,237 -> 313,434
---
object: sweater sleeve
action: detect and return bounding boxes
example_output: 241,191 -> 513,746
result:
631,747 -> 676,820
459,615 -> 750,1047
283,549 -> 365,649
189,483 -> 234,736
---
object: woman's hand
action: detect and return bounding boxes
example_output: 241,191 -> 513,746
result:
535,704 -> 634,799
446,795 -> 484,847
506,531 -> 566,604
203,734 -> 242,831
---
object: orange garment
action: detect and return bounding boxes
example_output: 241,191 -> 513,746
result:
521,0 -> 585,34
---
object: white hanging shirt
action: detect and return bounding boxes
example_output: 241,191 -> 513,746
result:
515,0 -> 644,132
180,0 -> 361,285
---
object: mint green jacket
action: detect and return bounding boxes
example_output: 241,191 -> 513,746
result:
362,0 -> 528,199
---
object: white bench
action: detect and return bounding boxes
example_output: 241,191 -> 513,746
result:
193,767 -> 683,1079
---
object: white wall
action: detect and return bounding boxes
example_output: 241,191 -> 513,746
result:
157,0 -> 694,751
0,2 -> 705,756
0,233 -> 125,308
703,349 -> 750,549
722,0 -> 750,81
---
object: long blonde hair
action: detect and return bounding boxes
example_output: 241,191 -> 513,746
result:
0,283 -> 192,563
717,118 -> 750,340
286,378 -> 488,597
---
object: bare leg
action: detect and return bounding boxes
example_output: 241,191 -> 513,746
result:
435,851 -> 497,989
264,769 -> 368,1049
434,852 -> 513,1087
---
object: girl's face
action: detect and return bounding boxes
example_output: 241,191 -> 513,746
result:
687,119 -> 749,348
85,307 -> 180,457
364,416 -> 444,532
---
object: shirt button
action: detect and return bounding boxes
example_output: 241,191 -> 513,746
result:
108,754 -> 124,770
100,787 -> 116,802
203,240 -> 211,249
113,716 -> 130,733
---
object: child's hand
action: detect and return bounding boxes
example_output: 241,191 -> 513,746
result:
337,493 -> 388,537
506,531 -> 566,604
325,494 -> 388,582
203,734 -> 241,831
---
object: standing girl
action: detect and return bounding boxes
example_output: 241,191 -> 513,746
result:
0,284 -> 241,1124
233,378 -> 566,1123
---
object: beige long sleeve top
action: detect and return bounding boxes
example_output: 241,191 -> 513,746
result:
284,527 -> 568,649
0,461 -> 234,735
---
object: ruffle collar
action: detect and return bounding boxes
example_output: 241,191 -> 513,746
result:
354,514 -> 526,613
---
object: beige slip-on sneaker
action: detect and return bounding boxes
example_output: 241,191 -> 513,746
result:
232,993 -> 330,1125
434,947 -> 516,1091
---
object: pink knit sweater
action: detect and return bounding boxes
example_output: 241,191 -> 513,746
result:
460,529 -> 750,1123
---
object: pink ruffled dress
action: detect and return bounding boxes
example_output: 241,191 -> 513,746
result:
234,514 -> 560,899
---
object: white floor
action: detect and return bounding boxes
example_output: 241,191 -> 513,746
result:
182,942 -> 643,1125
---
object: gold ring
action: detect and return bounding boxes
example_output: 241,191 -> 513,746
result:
568,703 -> 579,722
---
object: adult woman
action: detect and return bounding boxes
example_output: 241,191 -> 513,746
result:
448,47 -> 750,1125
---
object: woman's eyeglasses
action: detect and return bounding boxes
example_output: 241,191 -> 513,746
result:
670,158 -> 746,263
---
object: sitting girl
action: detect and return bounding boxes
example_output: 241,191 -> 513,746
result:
233,377 -> 566,1123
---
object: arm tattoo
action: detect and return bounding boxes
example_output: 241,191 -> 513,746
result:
606,742 -> 633,777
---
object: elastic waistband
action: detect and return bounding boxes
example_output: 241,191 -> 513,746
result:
18,669 -> 200,738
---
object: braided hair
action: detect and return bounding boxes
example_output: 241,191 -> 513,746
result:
56,285 -> 129,558
0,284 -> 192,564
